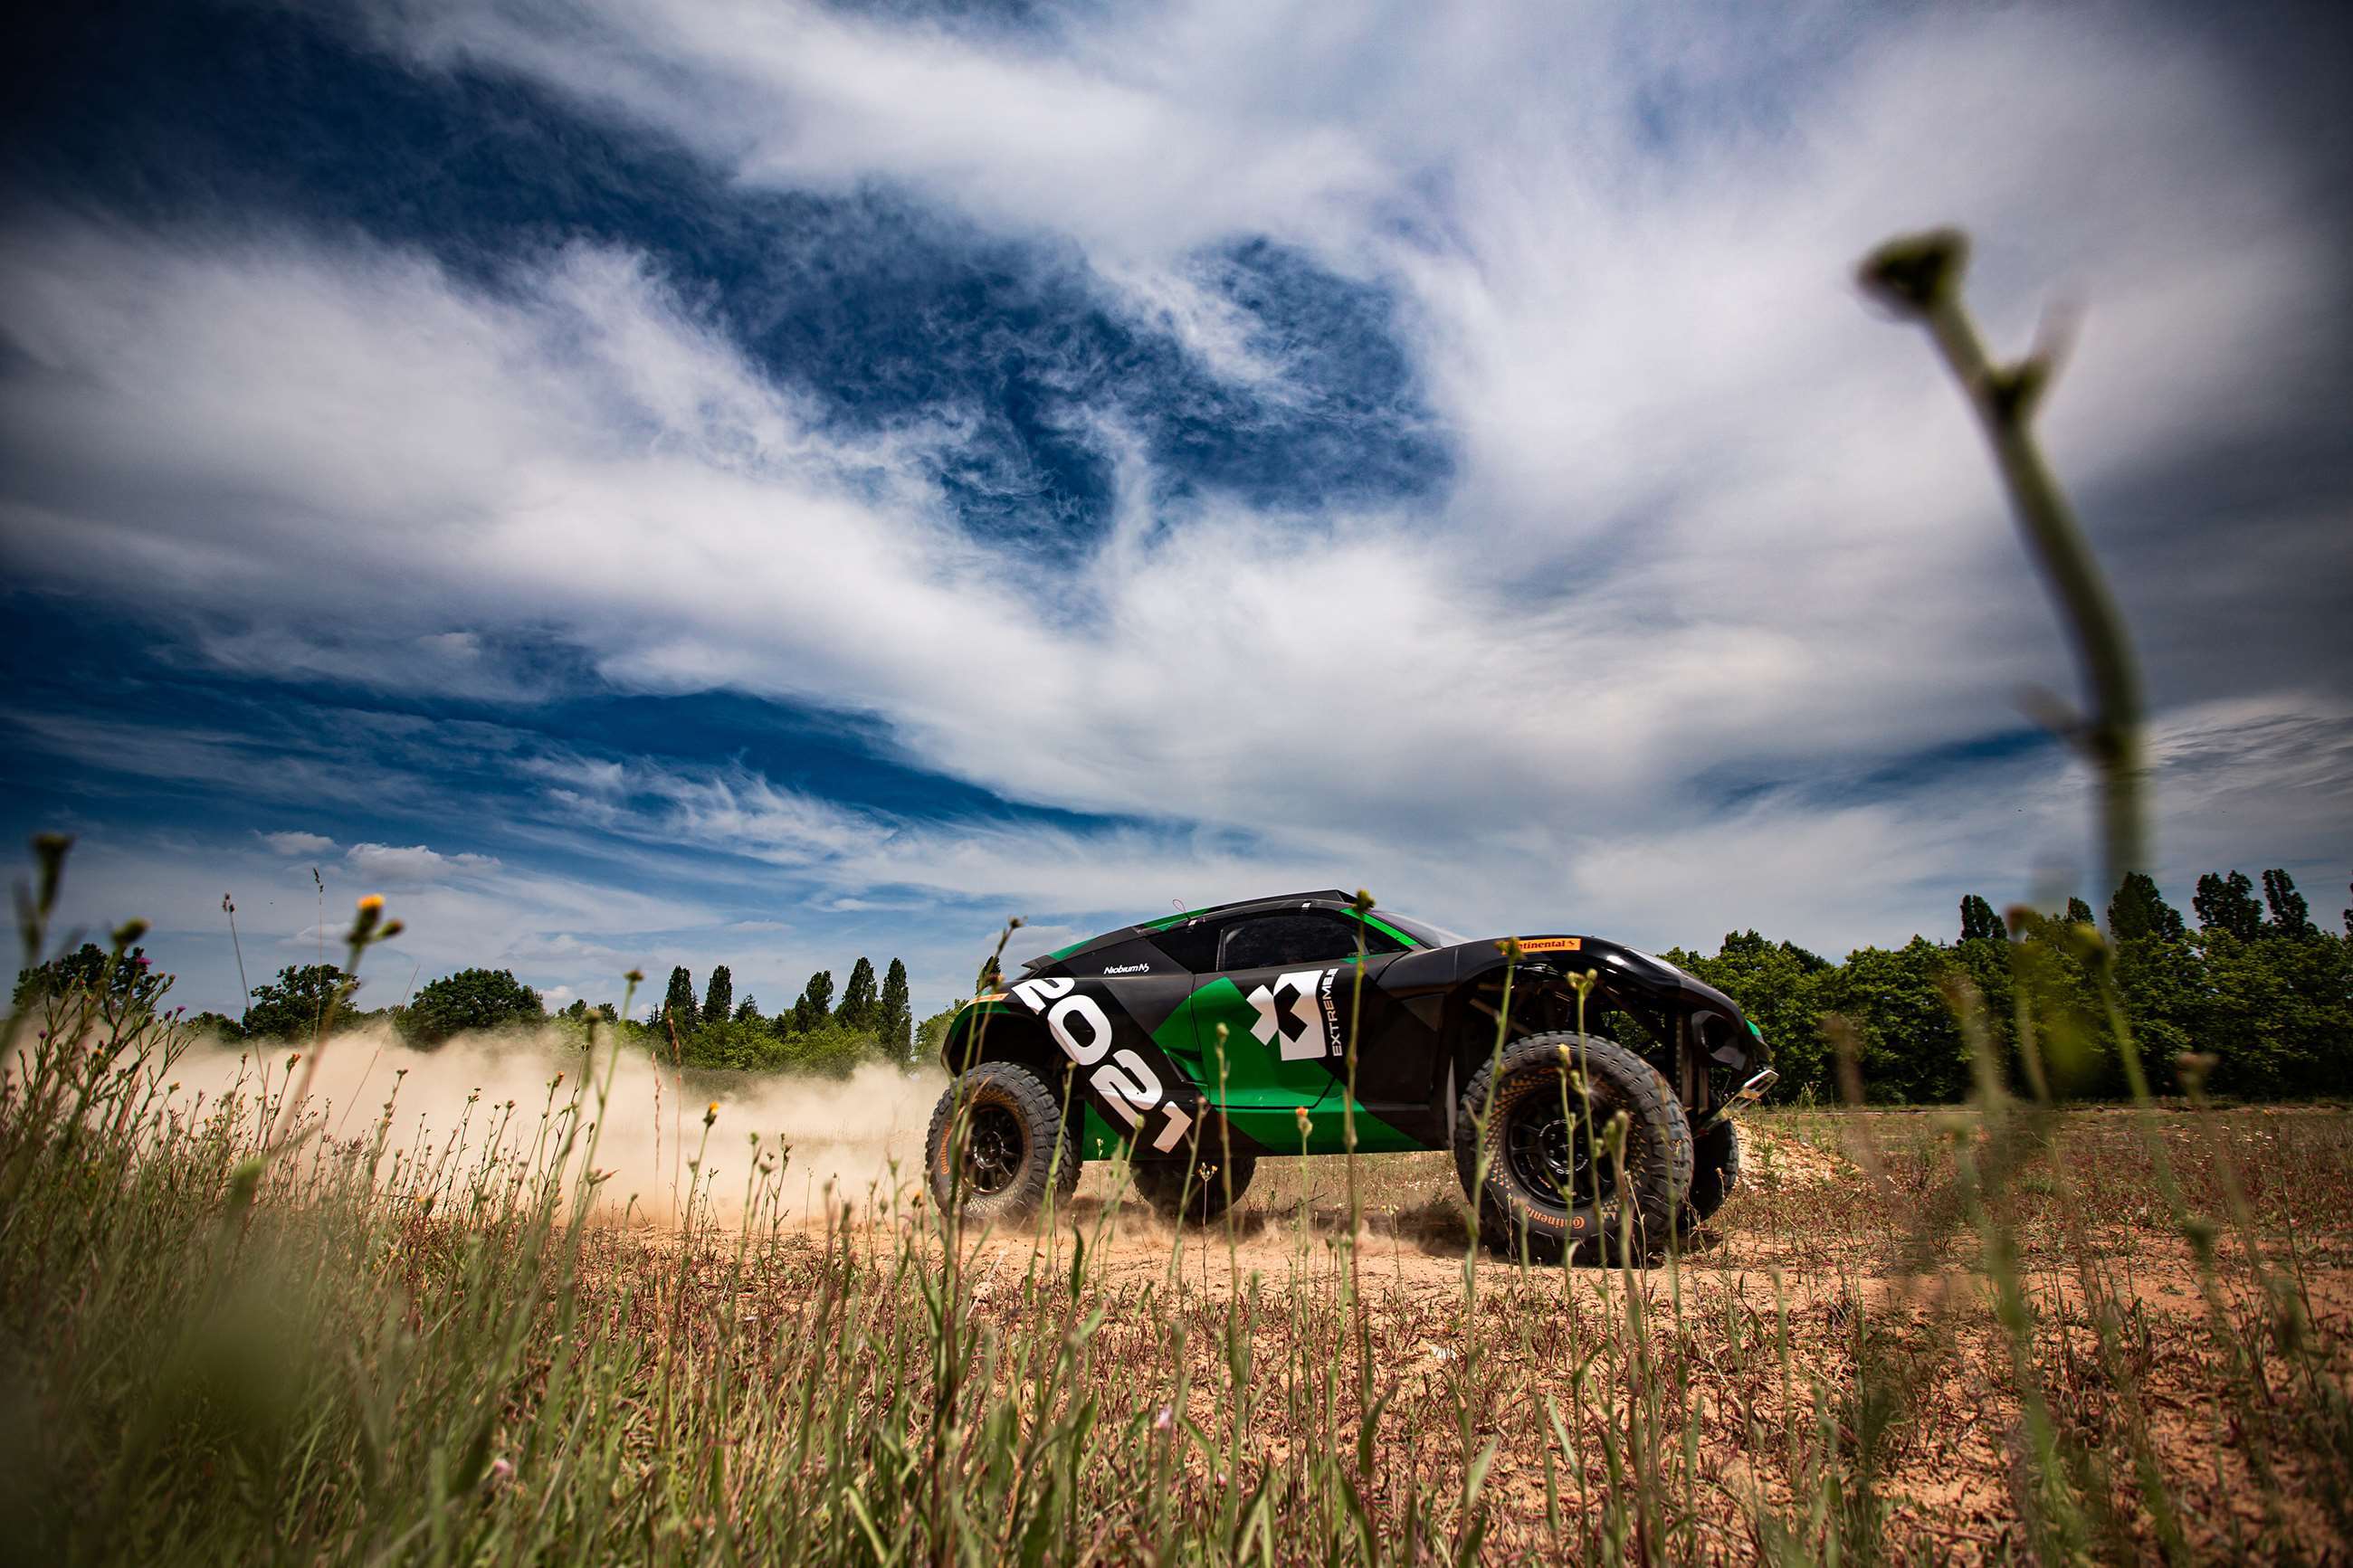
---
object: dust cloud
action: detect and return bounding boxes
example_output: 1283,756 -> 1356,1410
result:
164,1022 -> 948,1227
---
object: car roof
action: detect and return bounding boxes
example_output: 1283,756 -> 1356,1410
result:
1026,889 -> 1353,969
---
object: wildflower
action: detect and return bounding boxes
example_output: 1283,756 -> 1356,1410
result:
1153,1405 -> 1174,1432
1856,228 -> 1967,318
357,894 -> 385,914
1294,1105 -> 1313,1139
704,1101 -> 719,1127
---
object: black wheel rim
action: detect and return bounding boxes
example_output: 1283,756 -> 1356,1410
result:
1504,1089 -> 1613,1211
962,1102 -> 1026,1195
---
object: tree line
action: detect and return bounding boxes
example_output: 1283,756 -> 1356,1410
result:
631,957 -> 920,1076
1664,867 -> 2353,1104
14,947 -> 934,1080
14,866 -> 2346,1101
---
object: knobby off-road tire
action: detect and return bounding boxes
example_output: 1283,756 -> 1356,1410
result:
1453,1032 -> 1694,1265
924,1060 -> 1081,1224
1683,1119 -> 1742,1229
1132,1150 -> 1257,1225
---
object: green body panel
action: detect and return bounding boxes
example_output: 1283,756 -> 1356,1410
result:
1341,908 -> 1419,948
1157,977 -> 1418,1157
957,973 -> 1420,1162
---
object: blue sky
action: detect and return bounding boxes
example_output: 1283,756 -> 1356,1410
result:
3,0 -> 2348,1019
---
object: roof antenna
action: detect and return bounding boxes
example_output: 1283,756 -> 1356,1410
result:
1171,898 -> 1186,913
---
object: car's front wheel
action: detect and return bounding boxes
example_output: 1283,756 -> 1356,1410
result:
924,1060 -> 1081,1224
1453,1032 -> 1693,1264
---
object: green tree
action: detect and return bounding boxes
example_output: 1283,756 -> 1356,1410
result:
403,967 -> 544,1046
701,965 -> 734,1030
2064,896 -> 2094,927
681,1017 -> 787,1072
916,1003 -> 958,1065
734,995 -> 762,1024
1810,938 -> 1969,1104
2000,915 -> 2114,1097
661,965 -> 699,1036
776,1020 -> 873,1079
791,971 -> 834,1034
2194,871 -> 2263,942
2198,927 -> 2353,1098
2110,929 -> 2202,1087
243,965 -> 354,1041
2107,871 -> 2186,941
1958,895 -> 2006,943
838,957 -> 878,1032
12,942 -> 169,1024
1664,931 -> 1834,1099
878,958 -> 913,1065
2262,870 -> 2315,937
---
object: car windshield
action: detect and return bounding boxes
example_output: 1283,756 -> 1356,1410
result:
1374,909 -> 1467,948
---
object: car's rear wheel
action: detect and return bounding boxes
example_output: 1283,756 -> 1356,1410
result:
1453,1032 -> 1693,1264
1132,1150 -> 1257,1224
924,1060 -> 1081,1223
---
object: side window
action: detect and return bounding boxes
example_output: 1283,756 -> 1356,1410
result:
1218,914 -> 1387,971
1145,920 -> 1222,973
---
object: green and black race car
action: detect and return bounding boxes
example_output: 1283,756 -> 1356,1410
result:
924,890 -> 1777,1261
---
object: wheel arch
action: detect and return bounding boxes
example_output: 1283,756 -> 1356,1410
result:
938,1003 -> 1069,1086
1430,951 -> 1743,1118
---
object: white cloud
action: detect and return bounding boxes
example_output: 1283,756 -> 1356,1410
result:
257,830 -> 336,855
343,842 -> 502,884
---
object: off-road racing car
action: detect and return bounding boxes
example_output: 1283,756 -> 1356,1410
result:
923,891 -> 1777,1261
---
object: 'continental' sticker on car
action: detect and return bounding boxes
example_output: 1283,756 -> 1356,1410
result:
1517,937 -> 1583,953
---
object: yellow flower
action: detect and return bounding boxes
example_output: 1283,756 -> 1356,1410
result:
357,894 -> 385,913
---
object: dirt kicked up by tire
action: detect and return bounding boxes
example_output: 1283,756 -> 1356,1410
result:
1132,1148 -> 1257,1224
923,1060 -> 1080,1223
1453,1032 -> 1695,1264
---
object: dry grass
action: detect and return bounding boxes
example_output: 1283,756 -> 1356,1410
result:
671,1109 -> 2353,1562
5,899 -> 2348,1563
